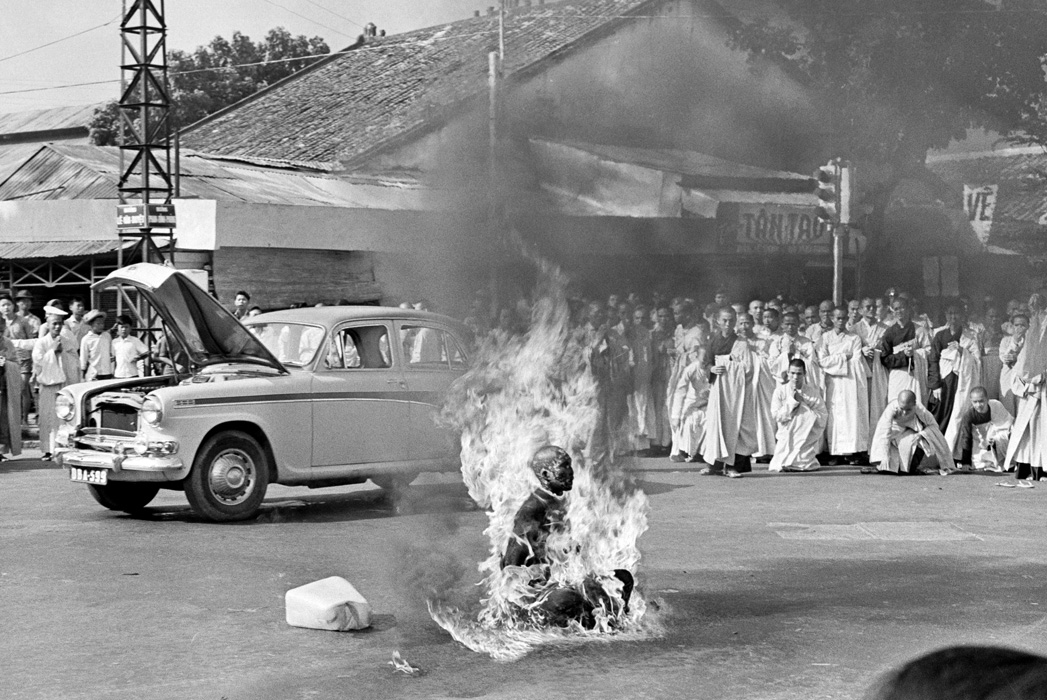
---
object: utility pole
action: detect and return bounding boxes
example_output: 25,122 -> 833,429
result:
115,0 -> 176,373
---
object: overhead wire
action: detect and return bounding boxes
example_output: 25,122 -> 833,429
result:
299,0 -> 366,29
3,4 -> 1046,98
256,0 -> 358,38
0,12 -> 122,65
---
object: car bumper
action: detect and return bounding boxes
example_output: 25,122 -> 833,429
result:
56,448 -> 188,481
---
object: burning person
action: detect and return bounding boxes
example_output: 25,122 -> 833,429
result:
500,446 -> 633,629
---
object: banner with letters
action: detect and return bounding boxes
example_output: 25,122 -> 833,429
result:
716,202 -> 832,254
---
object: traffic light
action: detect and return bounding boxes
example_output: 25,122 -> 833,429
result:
814,161 -> 838,225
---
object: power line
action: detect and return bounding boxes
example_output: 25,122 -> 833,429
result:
257,0 -> 357,38
300,0 -> 366,29
0,12 -> 121,64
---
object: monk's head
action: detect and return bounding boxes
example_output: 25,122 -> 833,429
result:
892,298 -> 913,325
787,358 -> 806,389
944,304 -> 965,331
736,312 -> 754,337
897,390 -> 917,419
782,311 -> 800,337
530,445 -> 573,495
832,306 -> 848,332
717,307 -> 736,335
818,300 -> 834,325
970,386 -> 988,414
762,307 -> 780,332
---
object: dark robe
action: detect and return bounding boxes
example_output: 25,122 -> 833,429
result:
707,330 -> 738,383
927,327 -> 963,431
879,322 -> 920,371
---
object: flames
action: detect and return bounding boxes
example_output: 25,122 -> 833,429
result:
431,258 -> 659,661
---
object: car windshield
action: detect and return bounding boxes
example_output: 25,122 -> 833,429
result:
248,322 -> 326,367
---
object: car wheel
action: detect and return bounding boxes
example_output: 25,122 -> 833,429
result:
185,431 -> 270,522
371,471 -> 419,493
87,482 -> 161,513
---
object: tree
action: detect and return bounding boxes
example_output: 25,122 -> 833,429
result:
90,27 -> 330,145
724,0 -> 1047,224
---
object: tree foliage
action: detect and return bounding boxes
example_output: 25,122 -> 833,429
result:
725,0 -> 1047,172
90,27 -> 329,146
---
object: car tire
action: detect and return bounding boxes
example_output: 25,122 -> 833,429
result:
371,471 -> 419,493
185,431 -> 270,522
87,482 -> 161,513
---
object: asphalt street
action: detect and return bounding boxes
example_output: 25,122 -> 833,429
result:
4,448 -> 1046,700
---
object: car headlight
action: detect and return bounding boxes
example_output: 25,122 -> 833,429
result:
141,396 -> 163,426
55,393 -> 75,421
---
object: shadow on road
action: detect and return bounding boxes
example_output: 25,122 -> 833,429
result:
123,482 -> 479,525
1,458 -> 61,473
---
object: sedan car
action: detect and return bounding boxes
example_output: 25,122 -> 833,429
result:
55,263 -> 469,521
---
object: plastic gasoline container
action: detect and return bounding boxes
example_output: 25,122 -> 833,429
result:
285,576 -> 372,631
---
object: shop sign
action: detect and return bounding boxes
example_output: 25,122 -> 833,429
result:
117,203 -> 176,230
717,202 -> 831,254
963,184 -> 996,244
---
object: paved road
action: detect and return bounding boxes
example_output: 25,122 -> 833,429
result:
4,450 -> 1046,700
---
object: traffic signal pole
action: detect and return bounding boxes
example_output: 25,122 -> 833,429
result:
815,159 -> 851,306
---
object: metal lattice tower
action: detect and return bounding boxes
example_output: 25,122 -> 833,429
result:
117,0 -> 173,266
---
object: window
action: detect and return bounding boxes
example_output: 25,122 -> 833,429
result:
250,322 -> 326,367
325,325 -> 391,369
402,325 -> 468,370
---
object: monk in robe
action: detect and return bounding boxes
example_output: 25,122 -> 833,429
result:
927,305 -> 983,453
769,359 -> 828,472
626,305 -> 656,454
979,306 -> 1004,401
737,312 -> 777,459
816,307 -> 870,463
579,302 -> 631,468
956,387 -> 1012,471
1004,294 -> 1047,482
805,300 -> 835,343
879,297 -> 932,407
854,297 -> 890,421
666,300 -> 706,462
700,307 -> 756,478
502,446 -> 633,628
999,312 -> 1029,415
669,353 -> 710,462
649,306 -> 675,454
768,311 -> 823,395
760,308 -> 784,350
868,390 -> 955,475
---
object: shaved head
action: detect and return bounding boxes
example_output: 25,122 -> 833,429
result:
898,390 -> 917,409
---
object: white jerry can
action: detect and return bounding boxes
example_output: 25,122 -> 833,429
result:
285,576 -> 372,631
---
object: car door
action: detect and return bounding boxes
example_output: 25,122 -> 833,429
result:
311,321 -> 410,466
398,321 -> 468,462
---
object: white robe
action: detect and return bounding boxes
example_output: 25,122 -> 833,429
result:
668,324 -> 706,455
854,318 -> 890,421
745,337 -> 778,458
816,330 -> 870,455
999,335 -> 1025,415
870,399 -> 955,473
767,333 -> 824,396
701,339 -> 756,466
966,400 -> 1013,470
939,328 -> 984,455
768,383 -> 827,472
669,359 -> 709,458
1005,312 -> 1047,469
627,326 -> 656,449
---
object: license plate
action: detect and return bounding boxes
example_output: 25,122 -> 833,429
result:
70,467 -> 108,485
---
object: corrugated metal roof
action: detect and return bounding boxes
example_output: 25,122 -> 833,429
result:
549,140 -> 811,181
181,0 -> 662,167
0,239 -> 132,259
0,104 -> 103,136
0,144 -> 435,210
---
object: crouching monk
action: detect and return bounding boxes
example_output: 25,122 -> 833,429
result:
501,445 -> 634,628
869,390 -> 955,474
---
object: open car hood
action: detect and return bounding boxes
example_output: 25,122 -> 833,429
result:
94,263 -> 285,372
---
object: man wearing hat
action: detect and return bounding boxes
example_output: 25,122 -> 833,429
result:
14,290 -> 41,337
79,310 -> 114,381
1,293 -> 33,425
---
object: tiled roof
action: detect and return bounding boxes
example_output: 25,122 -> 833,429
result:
181,0 -> 662,167
926,147 -> 1047,224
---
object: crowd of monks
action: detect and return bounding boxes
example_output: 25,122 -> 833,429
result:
560,289 -> 1047,481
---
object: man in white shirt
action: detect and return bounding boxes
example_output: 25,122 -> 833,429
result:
112,315 -> 149,379
79,310 -> 114,381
